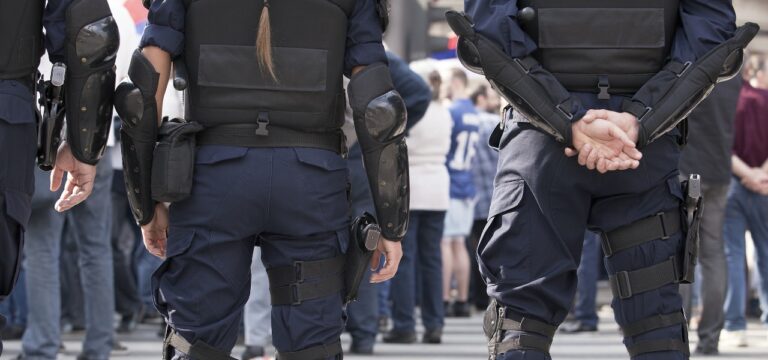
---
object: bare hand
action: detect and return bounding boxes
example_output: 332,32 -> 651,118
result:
565,112 -> 642,173
369,237 -> 403,283
741,168 -> 768,195
51,142 -> 97,212
583,109 -> 640,144
142,203 -> 169,258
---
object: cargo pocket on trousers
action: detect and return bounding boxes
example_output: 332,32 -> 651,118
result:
151,227 -> 196,320
476,180 -> 527,285
1,190 -> 31,297
294,148 -> 348,193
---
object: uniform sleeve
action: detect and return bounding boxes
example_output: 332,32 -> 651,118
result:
627,0 -> 736,115
386,52 -> 431,129
43,0 -> 76,63
671,0 -> 737,63
139,0 -> 186,57
466,0 -> 586,122
344,0 -> 387,76
465,0 -> 537,58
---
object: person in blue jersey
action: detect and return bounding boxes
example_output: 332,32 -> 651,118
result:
441,68 -> 480,318
114,0 -> 408,359
0,0 -> 118,356
447,0 -> 757,359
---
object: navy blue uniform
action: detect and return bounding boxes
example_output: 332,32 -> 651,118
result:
141,1 -> 387,358
466,1 -> 735,359
0,0 -> 73,351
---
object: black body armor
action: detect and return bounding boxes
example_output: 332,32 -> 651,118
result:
182,0 -> 355,151
518,0 -> 679,98
0,0 -> 44,80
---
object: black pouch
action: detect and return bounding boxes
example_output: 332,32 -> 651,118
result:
344,213 -> 380,304
679,175 -> 703,284
151,119 -> 204,203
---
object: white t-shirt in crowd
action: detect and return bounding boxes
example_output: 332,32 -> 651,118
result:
407,101 -> 453,211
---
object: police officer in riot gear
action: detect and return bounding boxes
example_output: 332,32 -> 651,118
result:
0,0 -> 118,353
114,0 -> 408,359
447,0 -> 757,359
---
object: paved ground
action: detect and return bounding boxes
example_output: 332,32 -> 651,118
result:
2,306 -> 767,360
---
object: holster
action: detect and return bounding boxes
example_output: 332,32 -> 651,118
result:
151,118 -> 204,203
679,174 -> 703,284
35,67 -> 66,171
483,300 -> 506,360
344,213 -> 381,304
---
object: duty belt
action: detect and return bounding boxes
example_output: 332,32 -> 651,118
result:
197,123 -> 347,156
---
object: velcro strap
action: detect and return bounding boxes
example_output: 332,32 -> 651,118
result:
270,274 -> 344,306
609,257 -> 679,300
627,339 -> 690,357
167,332 -> 235,360
267,255 -> 346,288
621,312 -> 687,338
197,124 -> 345,155
496,334 -> 553,354
277,340 -> 343,360
500,315 -> 557,338
601,211 -> 680,257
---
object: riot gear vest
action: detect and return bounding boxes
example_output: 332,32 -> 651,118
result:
183,0 -> 355,133
518,0 -> 679,97
0,0 -> 44,80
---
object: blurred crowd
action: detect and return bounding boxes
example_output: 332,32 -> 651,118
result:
1,1 -> 768,359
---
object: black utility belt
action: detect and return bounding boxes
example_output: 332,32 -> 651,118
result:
197,123 -> 346,155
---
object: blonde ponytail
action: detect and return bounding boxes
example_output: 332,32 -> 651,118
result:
256,0 -> 277,81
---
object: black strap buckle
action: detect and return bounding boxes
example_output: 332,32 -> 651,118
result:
513,58 -> 532,74
598,75 -> 610,100
556,103 -> 574,120
600,232 -> 614,257
614,271 -> 633,299
676,61 -> 693,78
293,261 -> 305,284
255,112 -> 269,136
656,212 -> 671,240
289,283 -> 303,306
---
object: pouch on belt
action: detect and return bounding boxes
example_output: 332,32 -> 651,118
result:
151,119 -> 204,203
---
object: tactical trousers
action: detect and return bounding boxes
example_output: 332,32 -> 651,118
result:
479,118 -> 687,360
0,117 -> 36,355
156,146 -> 349,359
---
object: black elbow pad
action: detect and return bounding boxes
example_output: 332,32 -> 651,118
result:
115,50 -> 160,225
64,0 -> 119,164
348,63 -> 410,240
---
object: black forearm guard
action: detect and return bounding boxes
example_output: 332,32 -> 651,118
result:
446,11 -> 580,145
348,63 -> 409,240
64,0 -> 119,164
115,50 -> 160,225
623,23 -> 759,148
